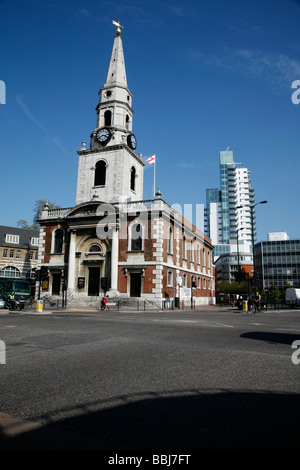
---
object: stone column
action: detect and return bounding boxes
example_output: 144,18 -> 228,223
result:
68,230 -> 76,290
109,226 -> 119,296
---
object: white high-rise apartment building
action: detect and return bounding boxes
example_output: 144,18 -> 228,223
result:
205,149 -> 255,261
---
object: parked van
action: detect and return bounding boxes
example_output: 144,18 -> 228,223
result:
285,288 -> 300,307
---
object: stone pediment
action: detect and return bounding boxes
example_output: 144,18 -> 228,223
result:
66,200 -> 119,219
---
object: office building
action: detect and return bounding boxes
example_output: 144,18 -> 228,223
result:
254,232 -> 300,291
205,149 -> 255,262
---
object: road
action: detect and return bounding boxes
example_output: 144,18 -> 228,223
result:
0,307 -> 299,452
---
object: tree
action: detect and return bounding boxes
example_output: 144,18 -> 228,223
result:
17,219 -> 32,229
216,280 -> 248,296
17,199 -> 60,230
268,284 -> 281,306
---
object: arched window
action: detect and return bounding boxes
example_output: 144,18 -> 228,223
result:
168,227 -> 173,254
130,166 -> 136,192
190,240 -> 194,263
94,160 -> 106,187
1,266 -> 20,278
126,114 -> 130,129
104,110 -> 112,126
167,271 -> 173,286
89,245 -> 101,253
54,229 -> 64,254
182,236 -> 187,260
131,223 -> 142,251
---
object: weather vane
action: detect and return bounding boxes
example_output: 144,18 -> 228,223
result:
112,20 -> 123,35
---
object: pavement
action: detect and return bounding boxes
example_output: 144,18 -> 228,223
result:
0,303 -> 293,315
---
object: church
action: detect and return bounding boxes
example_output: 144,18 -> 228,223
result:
37,23 -> 215,309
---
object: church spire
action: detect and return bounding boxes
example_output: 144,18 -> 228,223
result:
92,22 -> 134,148
76,22 -> 144,206
105,21 -> 127,88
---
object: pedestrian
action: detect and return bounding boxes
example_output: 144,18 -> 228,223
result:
100,297 -> 105,310
254,291 -> 261,312
102,295 -> 109,310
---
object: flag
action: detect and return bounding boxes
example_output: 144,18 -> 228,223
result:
147,155 -> 156,164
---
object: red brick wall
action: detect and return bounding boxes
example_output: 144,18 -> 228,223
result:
42,222 -> 67,263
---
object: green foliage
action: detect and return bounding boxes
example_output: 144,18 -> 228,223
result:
17,199 -> 60,230
217,280 -> 249,295
267,284 -> 281,304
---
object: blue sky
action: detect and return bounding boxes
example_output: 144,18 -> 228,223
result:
0,0 -> 299,242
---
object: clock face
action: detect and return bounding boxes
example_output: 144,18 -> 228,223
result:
96,127 -> 111,145
127,133 -> 137,150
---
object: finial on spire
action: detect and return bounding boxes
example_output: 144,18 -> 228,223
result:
112,20 -> 123,36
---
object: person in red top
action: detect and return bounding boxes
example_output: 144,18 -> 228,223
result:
101,295 -> 109,310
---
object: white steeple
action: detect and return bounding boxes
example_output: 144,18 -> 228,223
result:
91,22 -> 134,149
105,27 -> 127,87
76,24 -> 145,206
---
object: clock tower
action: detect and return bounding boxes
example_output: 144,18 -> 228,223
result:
76,24 -> 145,205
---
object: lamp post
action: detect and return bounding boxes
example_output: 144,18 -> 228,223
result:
236,200 -> 267,291
236,227 -> 244,281
250,201 -> 268,290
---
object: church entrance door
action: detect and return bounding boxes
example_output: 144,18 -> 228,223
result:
130,273 -> 141,297
88,267 -> 100,296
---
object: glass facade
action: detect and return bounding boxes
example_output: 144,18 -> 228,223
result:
255,239 -> 300,290
220,150 -> 234,245
205,188 -> 221,238
214,244 -> 231,258
205,150 -> 255,261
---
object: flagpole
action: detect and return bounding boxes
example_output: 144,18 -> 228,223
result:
153,158 -> 156,199
146,155 -> 156,199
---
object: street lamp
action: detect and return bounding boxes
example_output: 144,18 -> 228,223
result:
250,201 -> 268,290
236,200 -> 268,290
236,227 -> 244,278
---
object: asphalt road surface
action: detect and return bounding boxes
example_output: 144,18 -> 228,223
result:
0,307 -> 299,453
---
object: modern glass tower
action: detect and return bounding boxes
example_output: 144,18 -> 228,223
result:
205,149 -> 255,261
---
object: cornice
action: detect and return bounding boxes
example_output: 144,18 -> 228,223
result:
77,143 -> 146,166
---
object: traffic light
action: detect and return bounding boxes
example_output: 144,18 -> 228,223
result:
40,266 -> 49,281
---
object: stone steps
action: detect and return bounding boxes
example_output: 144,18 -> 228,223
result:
42,295 -> 160,310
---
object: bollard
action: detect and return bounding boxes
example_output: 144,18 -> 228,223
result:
36,299 -> 44,312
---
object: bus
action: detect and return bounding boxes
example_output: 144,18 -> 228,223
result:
0,278 -> 32,305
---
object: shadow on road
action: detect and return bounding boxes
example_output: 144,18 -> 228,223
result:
240,332 -> 300,345
1,389 -> 299,450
